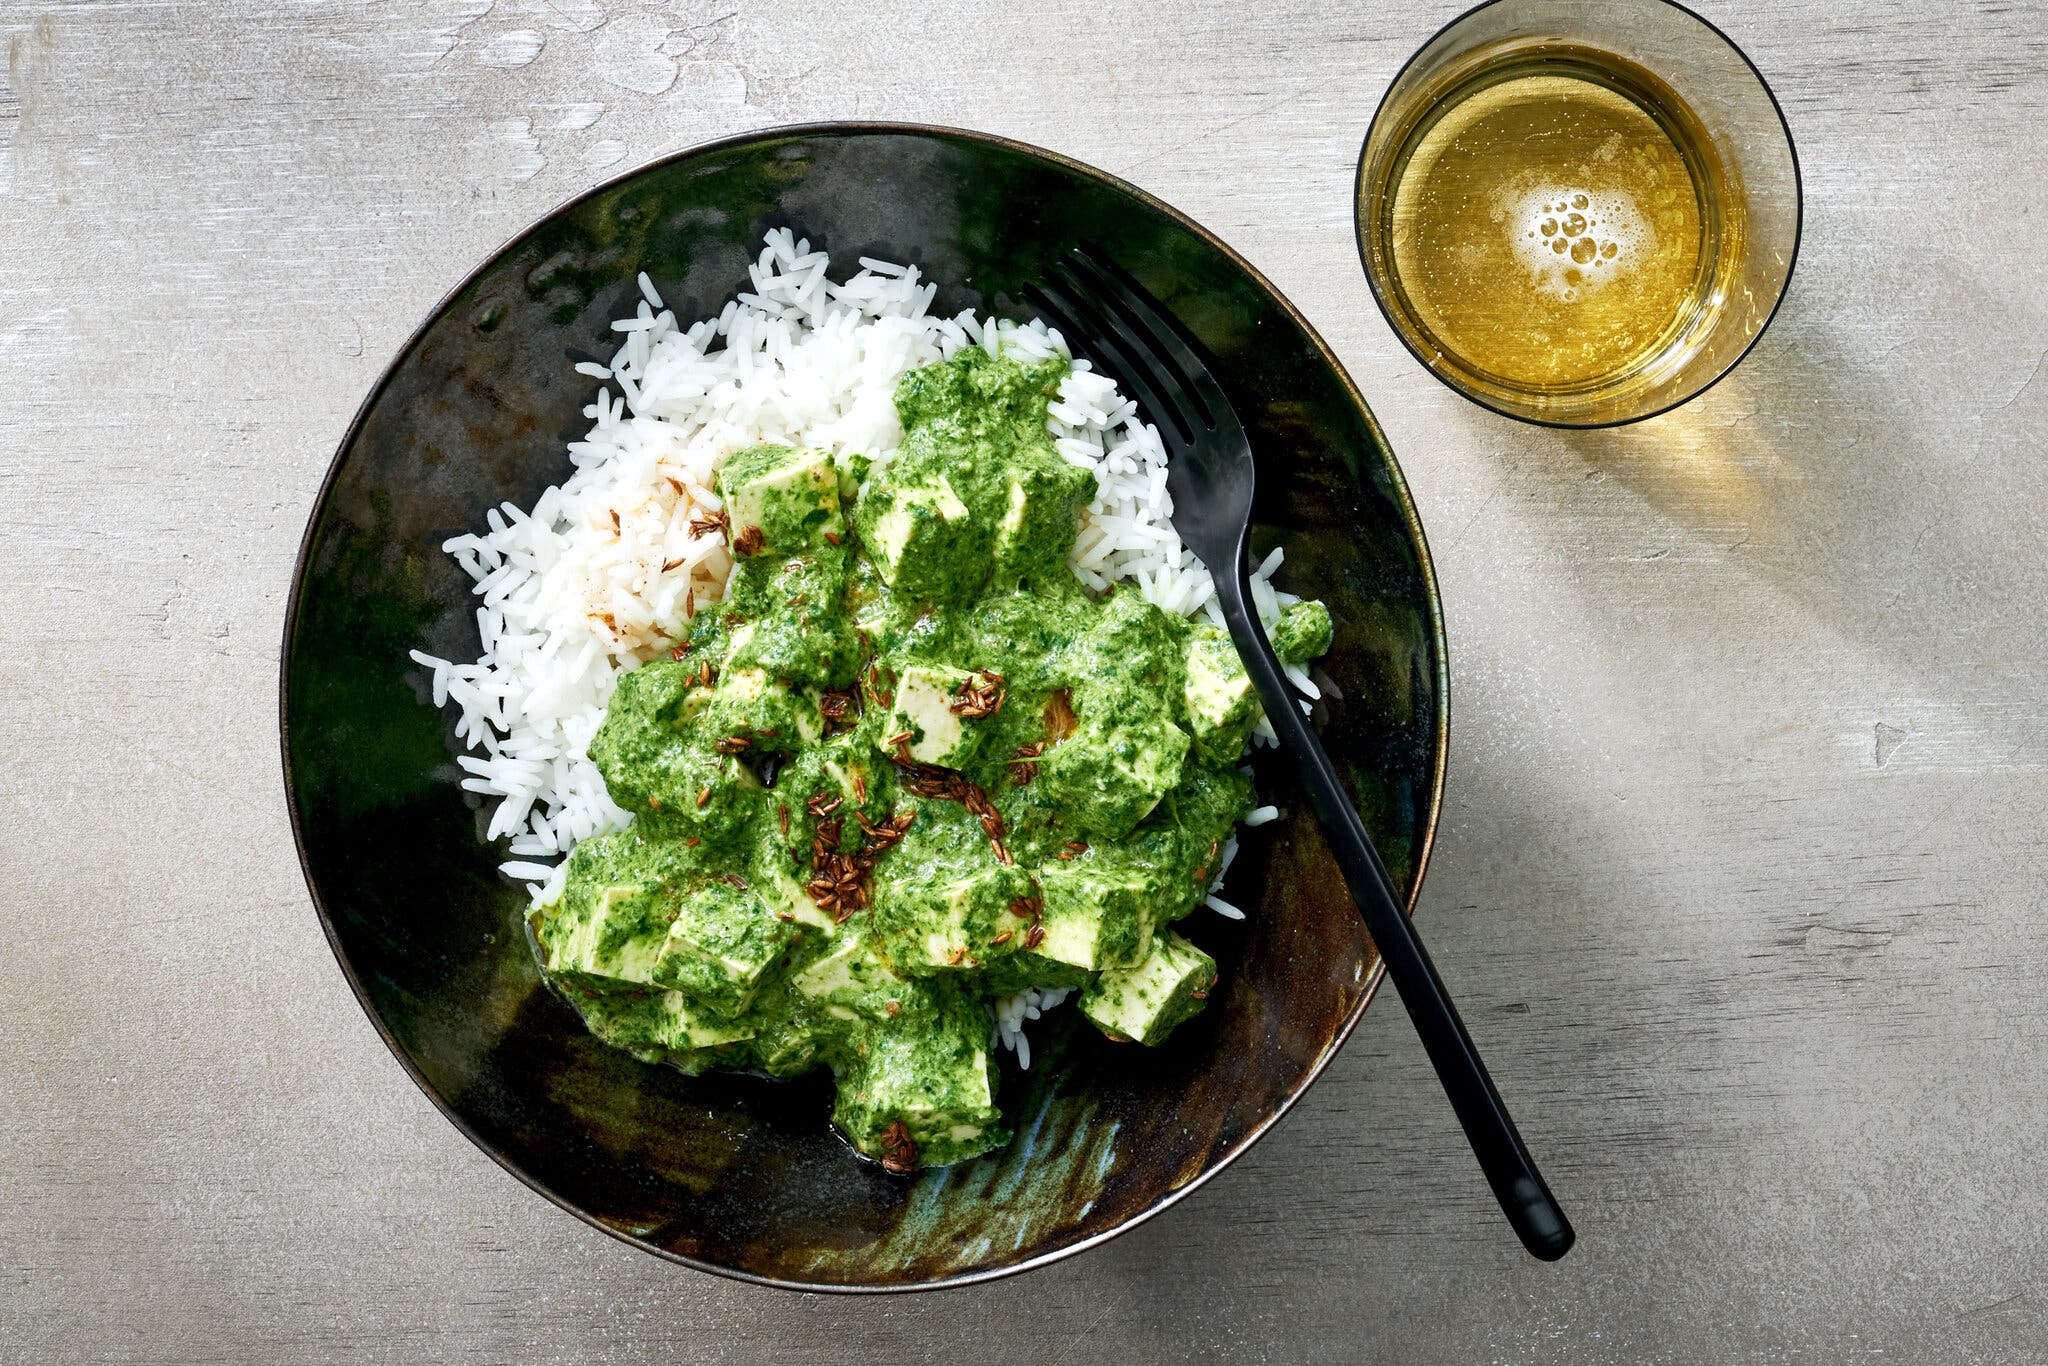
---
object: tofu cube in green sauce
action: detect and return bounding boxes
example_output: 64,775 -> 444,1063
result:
857,474 -> 986,599
1034,717 -> 1190,838
538,874 -> 673,989
650,749 -> 761,847
871,856 -> 1034,975
1065,587 -> 1187,710
714,967 -> 839,1078
1116,765 -> 1257,927
1032,857 -> 1159,972
778,738 -> 879,814
692,661 -> 816,751
588,664 -> 759,844
746,858 -> 839,933
1182,625 -> 1259,759
719,561 -> 862,689
717,443 -> 843,552
735,1003 -> 829,1078
881,663 -> 985,768
991,455 -> 1095,585
789,924 -> 914,1023
1079,931 -> 1218,1045
570,986 -> 757,1069
1034,588 -> 1195,836
831,985 -> 1006,1167
647,879 -> 800,1018
586,664 -> 708,801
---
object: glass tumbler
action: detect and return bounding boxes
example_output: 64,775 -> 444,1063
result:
1355,0 -> 1801,426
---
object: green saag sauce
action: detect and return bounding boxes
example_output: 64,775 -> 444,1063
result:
531,347 -> 1327,1169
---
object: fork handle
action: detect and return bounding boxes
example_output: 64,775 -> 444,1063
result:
1218,567 -> 1574,1262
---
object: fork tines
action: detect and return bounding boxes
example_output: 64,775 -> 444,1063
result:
1024,248 -> 1233,451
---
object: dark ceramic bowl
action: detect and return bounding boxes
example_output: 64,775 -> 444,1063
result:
281,123 -> 1447,1291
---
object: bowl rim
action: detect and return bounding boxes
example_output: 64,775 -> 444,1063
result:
278,119 -> 1451,1293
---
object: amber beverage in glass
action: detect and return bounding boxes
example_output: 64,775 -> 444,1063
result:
1356,0 -> 1800,426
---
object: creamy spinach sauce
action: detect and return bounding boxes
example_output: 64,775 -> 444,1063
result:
532,347 -> 1331,1169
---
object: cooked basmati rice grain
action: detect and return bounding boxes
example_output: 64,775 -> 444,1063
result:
1205,895 -> 1247,921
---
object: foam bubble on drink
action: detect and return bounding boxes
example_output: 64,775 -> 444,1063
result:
1509,186 -> 1653,303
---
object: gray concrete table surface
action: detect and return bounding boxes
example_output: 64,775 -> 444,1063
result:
3,0 -> 2043,1360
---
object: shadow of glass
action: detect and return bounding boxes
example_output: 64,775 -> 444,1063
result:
1547,294 -> 1989,663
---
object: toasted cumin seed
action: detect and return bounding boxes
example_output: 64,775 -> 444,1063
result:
992,930 -> 1013,946
880,1127 -> 918,1173
884,999 -> 901,1018
685,837 -> 701,847
779,803 -> 790,835
1189,988 -> 1209,1000
1024,923 -> 1045,949
824,530 -> 842,545
696,787 -> 710,809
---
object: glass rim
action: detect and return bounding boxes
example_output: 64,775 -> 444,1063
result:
1351,0 -> 1805,430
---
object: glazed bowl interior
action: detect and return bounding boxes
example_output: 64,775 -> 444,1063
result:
281,123 -> 1446,1291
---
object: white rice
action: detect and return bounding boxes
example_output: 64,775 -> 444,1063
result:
409,229 -> 1315,1065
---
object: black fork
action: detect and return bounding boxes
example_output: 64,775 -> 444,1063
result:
1026,249 -> 1574,1262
